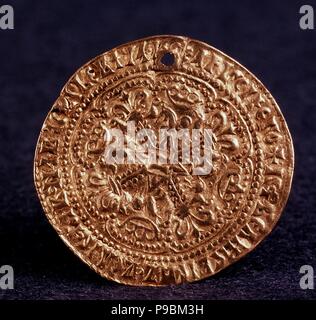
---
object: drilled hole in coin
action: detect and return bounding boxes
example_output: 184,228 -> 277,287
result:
160,52 -> 175,66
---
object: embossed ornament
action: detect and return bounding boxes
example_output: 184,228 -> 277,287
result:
34,36 -> 294,286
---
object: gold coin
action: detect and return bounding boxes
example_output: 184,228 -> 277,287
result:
34,35 -> 294,286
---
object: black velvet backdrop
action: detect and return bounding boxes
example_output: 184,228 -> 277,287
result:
1,0 -> 316,300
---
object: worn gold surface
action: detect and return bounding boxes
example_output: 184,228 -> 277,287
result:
34,36 -> 294,286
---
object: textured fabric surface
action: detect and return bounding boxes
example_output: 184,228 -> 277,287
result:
0,0 -> 316,300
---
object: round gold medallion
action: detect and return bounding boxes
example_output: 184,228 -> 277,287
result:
34,36 -> 294,286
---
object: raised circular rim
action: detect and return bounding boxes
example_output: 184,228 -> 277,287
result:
34,35 -> 294,286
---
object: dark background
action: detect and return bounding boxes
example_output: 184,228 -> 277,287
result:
0,0 -> 315,300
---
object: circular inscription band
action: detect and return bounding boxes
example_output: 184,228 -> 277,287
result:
34,36 -> 294,286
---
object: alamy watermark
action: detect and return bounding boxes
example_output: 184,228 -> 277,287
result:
102,121 -> 213,175
0,5 -> 14,30
300,265 -> 314,290
0,265 -> 14,290
299,5 -> 314,30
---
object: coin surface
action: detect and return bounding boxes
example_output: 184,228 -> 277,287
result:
34,35 -> 294,286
